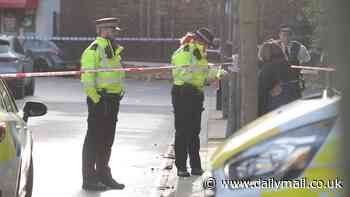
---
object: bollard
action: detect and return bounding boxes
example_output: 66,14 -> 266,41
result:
221,64 -> 230,119
226,71 -> 241,137
226,74 -> 235,137
216,81 -> 222,110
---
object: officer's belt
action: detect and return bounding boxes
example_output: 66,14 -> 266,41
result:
97,89 -> 122,97
174,83 -> 203,95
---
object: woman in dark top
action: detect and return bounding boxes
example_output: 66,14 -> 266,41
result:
258,40 -> 292,116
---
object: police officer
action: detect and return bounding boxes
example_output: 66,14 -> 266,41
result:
278,24 -> 311,99
81,17 -> 125,191
171,28 -> 226,177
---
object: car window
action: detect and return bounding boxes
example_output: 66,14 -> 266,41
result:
23,40 -> 49,50
0,80 -> 18,113
22,40 -> 32,48
47,41 -> 59,50
40,41 -> 51,48
0,40 -> 10,53
38,40 -> 59,50
51,54 -> 64,63
21,40 -> 29,49
14,38 -> 25,54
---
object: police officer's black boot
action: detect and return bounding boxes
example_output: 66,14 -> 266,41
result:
82,134 -> 107,191
177,168 -> 190,177
82,182 -> 108,191
100,174 -> 125,190
98,167 -> 125,190
82,175 -> 108,191
191,168 -> 204,176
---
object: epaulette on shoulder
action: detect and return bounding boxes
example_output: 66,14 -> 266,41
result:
90,43 -> 98,50
183,45 -> 190,52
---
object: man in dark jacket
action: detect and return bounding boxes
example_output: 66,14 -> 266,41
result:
278,24 -> 311,98
258,40 -> 290,115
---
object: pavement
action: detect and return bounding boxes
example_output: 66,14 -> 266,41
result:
16,77 -> 177,197
167,78 -> 326,197
153,86 -> 228,197
14,76 -> 227,197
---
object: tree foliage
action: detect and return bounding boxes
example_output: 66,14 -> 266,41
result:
302,0 -> 322,47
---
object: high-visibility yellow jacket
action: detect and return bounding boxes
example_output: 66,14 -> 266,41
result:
0,127 -> 16,161
80,37 -> 125,103
171,42 -> 225,91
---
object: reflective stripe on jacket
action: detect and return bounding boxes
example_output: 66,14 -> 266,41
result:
80,37 -> 125,99
171,42 -> 224,90
0,127 -> 16,161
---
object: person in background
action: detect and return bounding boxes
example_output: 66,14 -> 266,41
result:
278,24 -> 311,99
258,40 -> 291,115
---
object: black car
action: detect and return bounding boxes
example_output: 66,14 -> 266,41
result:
0,35 -> 35,99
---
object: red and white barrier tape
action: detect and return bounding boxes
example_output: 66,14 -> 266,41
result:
0,63 -> 335,79
0,66 -> 175,79
291,65 -> 336,72
17,36 -> 180,42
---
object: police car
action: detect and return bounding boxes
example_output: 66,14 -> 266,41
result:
205,89 -> 343,196
0,79 -> 47,197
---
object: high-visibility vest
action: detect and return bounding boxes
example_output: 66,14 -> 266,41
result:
0,127 -> 16,161
171,42 -> 224,90
80,37 -> 125,98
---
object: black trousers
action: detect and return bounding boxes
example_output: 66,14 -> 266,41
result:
82,93 -> 121,183
171,85 -> 204,170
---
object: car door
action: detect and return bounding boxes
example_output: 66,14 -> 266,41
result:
0,79 -> 28,197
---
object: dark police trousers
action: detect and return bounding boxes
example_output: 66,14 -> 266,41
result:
171,84 -> 204,170
82,92 -> 121,183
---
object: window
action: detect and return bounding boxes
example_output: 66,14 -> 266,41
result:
22,40 -> 39,50
40,40 -> 51,48
22,40 -> 59,51
0,40 -> 10,53
3,11 -> 17,33
23,9 -> 36,33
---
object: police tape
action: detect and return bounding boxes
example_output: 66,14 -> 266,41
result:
291,65 -> 336,72
0,64 -> 335,79
0,62 -> 240,79
0,66 -> 175,79
17,36 -> 180,42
